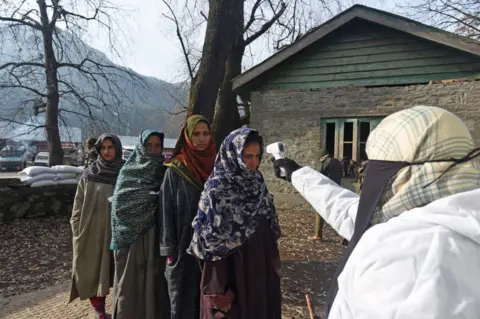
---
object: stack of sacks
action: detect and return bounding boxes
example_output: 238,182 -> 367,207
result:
18,165 -> 84,188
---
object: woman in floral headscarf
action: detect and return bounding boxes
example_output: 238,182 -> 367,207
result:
159,115 -> 216,319
188,128 -> 282,319
110,130 -> 169,319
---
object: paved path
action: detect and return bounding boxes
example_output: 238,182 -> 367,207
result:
0,283 -> 307,318
0,283 -> 112,319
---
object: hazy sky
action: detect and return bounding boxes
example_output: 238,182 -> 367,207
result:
86,0 -> 399,83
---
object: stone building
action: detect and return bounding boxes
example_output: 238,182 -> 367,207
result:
233,5 -> 480,194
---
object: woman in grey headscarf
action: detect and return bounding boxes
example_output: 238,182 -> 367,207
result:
69,134 -> 125,319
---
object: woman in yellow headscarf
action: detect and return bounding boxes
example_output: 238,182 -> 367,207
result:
159,115 -> 216,319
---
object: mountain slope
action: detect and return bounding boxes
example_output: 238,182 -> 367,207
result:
0,24 -> 182,139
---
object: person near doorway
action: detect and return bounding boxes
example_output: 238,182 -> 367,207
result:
309,149 -> 343,241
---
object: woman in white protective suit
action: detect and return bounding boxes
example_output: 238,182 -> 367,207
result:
273,105 -> 480,319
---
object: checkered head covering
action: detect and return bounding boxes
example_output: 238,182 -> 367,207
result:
327,105 -> 480,312
367,105 -> 480,224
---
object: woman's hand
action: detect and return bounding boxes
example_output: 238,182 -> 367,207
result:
272,257 -> 281,276
273,158 -> 302,182
207,289 -> 234,314
219,303 -> 231,313
166,256 -> 176,265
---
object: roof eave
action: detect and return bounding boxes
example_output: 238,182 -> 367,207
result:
232,5 -> 480,91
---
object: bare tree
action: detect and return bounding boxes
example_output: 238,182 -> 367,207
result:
404,0 -> 480,40
0,0 -> 147,165
161,0 -> 342,145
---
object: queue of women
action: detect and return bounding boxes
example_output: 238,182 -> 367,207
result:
68,115 -> 280,319
69,105 -> 480,319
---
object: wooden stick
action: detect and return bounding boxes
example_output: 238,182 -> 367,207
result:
306,294 -> 314,319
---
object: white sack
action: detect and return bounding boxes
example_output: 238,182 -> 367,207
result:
18,166 -> 54,177
21,173 -> 58,185
52,165 -> 84,174
30,180 -> 58,187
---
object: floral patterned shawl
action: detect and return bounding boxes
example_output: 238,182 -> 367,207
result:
187,128 -> 281,262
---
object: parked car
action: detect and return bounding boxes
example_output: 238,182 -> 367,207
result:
0,149 -> 28,171
33,152 -> 49,167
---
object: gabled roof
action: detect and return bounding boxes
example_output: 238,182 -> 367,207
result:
232,4 -> 480,90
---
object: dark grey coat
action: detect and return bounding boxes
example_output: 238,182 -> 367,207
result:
159,167 -> 202,319
321,157 -> 343,186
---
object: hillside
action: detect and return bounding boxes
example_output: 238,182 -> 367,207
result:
0,25 -> 184,139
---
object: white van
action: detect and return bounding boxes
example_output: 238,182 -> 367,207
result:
33,152 -> 50,167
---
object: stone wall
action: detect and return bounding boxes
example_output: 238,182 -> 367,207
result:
0,180 -> 77,222
254,81 -> 480,194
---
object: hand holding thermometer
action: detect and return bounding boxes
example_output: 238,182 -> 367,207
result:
266,142 -> 287,177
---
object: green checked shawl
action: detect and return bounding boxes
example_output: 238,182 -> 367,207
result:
368,105 -> 480,225
110,130 -> 166,250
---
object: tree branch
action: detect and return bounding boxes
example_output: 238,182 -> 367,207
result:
0,15 -> 42,30
0,84 -> 47,97
0,116 -> 45,129
162,0 -> 195,83
245,0 -> 287,46
60,7 -> 100,22
244,0 -> 264,32
404,0 -> 480,40
0,61 -> 44,71
48,0 -> 63,28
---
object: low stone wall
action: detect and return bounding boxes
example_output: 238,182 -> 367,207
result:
0,178 -> 22,189
0,179 -> 77,222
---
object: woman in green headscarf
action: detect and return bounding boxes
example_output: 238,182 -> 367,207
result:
159,115 -> 216,319
110,130 -> 169,319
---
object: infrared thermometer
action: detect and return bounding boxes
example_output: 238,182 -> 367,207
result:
266,142 -> 286,177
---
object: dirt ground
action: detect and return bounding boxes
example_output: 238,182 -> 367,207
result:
278,209 -> 343,318
0,209 -> 342,318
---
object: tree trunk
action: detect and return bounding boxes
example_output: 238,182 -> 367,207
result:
212,35 -> 245,146
38,0 -> 63,165
187,0 -> 242,122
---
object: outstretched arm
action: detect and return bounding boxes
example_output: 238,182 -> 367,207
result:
291,166 -> 359,241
